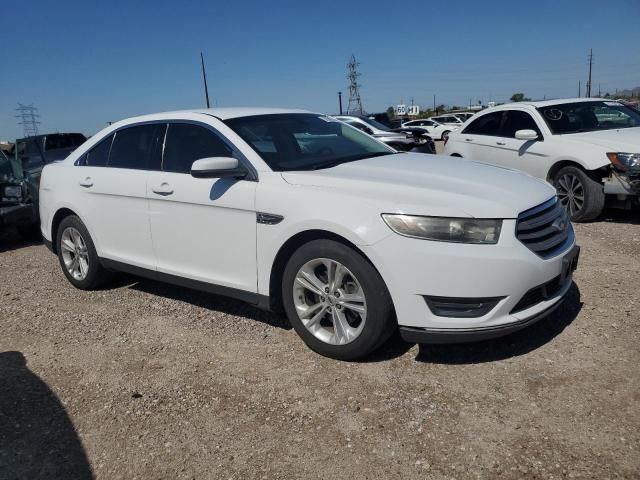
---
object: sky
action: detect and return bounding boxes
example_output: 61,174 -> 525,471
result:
1,0 -> 639,140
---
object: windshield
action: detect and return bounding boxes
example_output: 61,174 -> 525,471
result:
225,114 -> 393,171
361,117 -> 392,131
537,101 -> 640,134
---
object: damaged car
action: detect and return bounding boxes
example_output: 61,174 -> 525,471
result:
0,148 -> 39,237
444,98 -> 640,221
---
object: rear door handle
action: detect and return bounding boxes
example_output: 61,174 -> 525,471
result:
79,177 -> 93,188
465,138 -> 473,142
151,183 -> 174,196
496,142 -> 506,146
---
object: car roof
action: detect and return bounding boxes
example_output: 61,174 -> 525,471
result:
117,107 -> 314,126
503,97 -> 613,108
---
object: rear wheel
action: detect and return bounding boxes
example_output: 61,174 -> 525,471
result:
282,240 -> 395,360
56,215 -> 111,289
553,166 -> 604,222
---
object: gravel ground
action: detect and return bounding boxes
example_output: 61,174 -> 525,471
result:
1,209 -> 639,480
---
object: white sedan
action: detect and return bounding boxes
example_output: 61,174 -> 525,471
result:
401,119 -> 452,140
444,98 -> 640,221
40,108 -> 579,360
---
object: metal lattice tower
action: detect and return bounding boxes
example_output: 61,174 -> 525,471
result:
346,54 -> 364,115
16,103 -> 40,137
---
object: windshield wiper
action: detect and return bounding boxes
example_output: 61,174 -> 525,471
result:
305,152 -> 393,170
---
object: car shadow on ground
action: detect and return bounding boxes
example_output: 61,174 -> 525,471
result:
115,275 -> 292,330
598,207 -> 640,225
0,227 -> 42,253
412,283 -> 583,364
0,351 -> 93,479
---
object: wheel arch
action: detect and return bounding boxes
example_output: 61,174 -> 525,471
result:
267,229 -> 386,314
546,159 -> 608,183
50,207 -> 79,254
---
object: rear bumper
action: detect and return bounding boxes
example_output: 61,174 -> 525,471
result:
398,288 -> 567,344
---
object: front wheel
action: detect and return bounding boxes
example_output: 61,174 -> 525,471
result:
282,240 -> 395,360
553,166 -> 605,222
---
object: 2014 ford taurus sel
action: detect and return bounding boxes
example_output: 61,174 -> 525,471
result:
39,108 -> 579,360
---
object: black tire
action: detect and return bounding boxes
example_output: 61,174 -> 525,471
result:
553,166 -> 605,222
56,215 -> 111,290
441,130 -> 450,140
282,239 -> 395,361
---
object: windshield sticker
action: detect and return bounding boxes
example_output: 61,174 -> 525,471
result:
544,108 -> 564,121
318,116 -> 338,122
604,101 -> 621,107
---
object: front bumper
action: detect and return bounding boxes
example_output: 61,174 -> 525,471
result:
361,219 -> 578,338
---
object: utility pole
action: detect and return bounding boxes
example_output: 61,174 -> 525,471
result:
598,83 -> 601,97
15,103 -> 40,137
586,48 -> 593,98
433,95 -> 436,114
200,52 -> 211,108
346,54 -> 364,115
338,92 -> 343,115
578,80 -> 581,97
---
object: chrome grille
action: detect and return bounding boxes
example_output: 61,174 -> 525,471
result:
516,198 -> 572,258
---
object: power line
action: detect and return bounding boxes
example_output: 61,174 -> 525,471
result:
346,54 -> 364,115
15,103 -> 40,137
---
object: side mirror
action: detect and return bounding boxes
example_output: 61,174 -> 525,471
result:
515,129 -> 539,141
190,157 -> 246,179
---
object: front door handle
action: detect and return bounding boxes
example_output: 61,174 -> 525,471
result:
79,177 -> 93,188
496,141 -> 506,146
151,183 -> 174,196
465,138 -> 473,142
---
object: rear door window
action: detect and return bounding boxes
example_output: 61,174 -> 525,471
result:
463,112 -> 504,136
162,123 -> 234,174
108,124 -> 163,170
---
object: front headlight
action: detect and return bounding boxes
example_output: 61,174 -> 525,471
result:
381,214 -> 502,244
607,152 -> 640,172
4,185 -> 22,198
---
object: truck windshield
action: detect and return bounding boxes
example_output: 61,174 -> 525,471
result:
225,113 -> 393,171
537,101 -> 640,134
45,133 -> 86,150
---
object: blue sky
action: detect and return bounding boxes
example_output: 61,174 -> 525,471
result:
1,0 -> 639,139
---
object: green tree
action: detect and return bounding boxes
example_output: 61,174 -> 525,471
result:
510,93 -> 530,102
386,106 -> 395,119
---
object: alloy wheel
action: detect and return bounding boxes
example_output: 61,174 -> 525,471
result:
556,173 -> 585,217
60,227 -> 90,281
293,258 -> 367,345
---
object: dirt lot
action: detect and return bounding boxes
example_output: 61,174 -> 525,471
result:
1,210 -> 639,480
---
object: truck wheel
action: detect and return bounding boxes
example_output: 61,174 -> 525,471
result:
553,166 -> 605,222
282,240 -> 395,361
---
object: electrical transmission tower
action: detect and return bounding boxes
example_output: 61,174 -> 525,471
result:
16,103 -> 40,137
346,54 -> 364,115
586,49 -> 594,98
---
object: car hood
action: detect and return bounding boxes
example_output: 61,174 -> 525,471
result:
281,153 -> 555,218
563,127 -> 640,151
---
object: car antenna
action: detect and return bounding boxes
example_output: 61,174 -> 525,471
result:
200,52 -> 211,109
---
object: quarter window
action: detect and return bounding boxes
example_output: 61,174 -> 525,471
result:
162,123 -> 233,174
108,124 -> 163,170
463,112 -> 504,136
85,134 -> 113,167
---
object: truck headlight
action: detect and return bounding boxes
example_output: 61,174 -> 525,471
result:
607,152 -> 640,172
382,214 -> 502,244
4,185 -> 22,198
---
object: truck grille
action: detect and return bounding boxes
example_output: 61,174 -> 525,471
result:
516,198 -> 572,258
